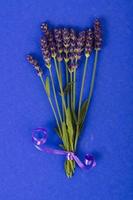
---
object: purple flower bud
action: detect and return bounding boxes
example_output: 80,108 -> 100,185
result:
40,36 -> 48,48
56,53 -> 63,62
78,31 -> 86,49
44,30 -> 57,58
40,22 -> 49,36
75,52 -> 81,60
64,53 -> 69,63
62,28 -> 70,53
68,60 -> 77,72
70,28 -> 77,41
73,31 -> 85,61
68,52 -> 75,61
53,28 -> 63,56
54,28 -> 62,40
79,31 -> 86,41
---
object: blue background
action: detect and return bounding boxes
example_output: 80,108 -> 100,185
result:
0,0 -> 133,199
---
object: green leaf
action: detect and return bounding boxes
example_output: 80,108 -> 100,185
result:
54,127 -> 62,137
58,91 -> 64,97
71,105 -> 77,124
66,108 -> 73,136
65,108 -> 74,150
45,76 -> 50,97
63,82 -> 73,95
61,121 -> 69,149
79,99 -> 89,129
59,144 -> 65,149
58,82 -> 73,97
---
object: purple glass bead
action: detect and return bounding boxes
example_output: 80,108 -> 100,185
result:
32,128 -> 47,146
84,154 -> 96,168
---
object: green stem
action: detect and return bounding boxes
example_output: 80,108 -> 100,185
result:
70,72 -> 73,110
65,62 -> 69,107
58,61 -> 64,120
78,56 -> 89,120
40,75 -> 61,135
54,57 -> 67,113
73,69 -> 76,110
74,56 -> 89,149
58,61 -> 62,84
83,50 -> 99,121
49,68 -> 62,124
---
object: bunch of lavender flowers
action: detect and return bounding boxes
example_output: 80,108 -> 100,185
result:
26,19 -> 102,178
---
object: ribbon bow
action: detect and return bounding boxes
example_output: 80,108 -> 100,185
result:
32,128 -> 96,170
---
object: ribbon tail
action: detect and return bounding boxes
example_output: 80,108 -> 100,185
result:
34,144 -> 67,156
73,155 -> 85,169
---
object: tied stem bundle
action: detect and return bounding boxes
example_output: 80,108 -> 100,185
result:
26,19 -> 102,178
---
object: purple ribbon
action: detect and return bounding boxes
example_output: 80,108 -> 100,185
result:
32,128 -> 96,170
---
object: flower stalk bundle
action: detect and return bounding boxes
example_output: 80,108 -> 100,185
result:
26,19 -> 102,178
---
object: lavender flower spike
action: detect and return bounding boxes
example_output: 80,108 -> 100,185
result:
26,55 -> 43,77
40,36 -> 51,68
85,28 -> 94,57
94,19 -> 102,51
